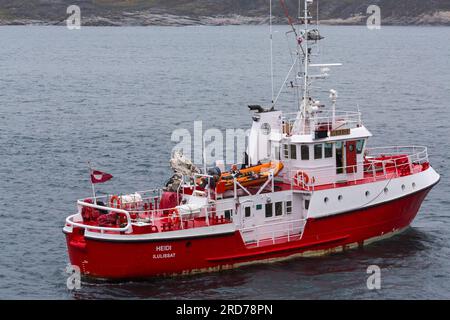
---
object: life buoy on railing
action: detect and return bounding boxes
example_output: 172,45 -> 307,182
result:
109,195 -> 121,209
293,171 -> 309,187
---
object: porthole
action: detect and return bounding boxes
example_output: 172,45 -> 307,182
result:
324,197 -> 329,204
412,182 -> 416,189
338,195 -> 343,201
365,191 -> 370,197
384,187 -> 389,194
401,184 -> 406,191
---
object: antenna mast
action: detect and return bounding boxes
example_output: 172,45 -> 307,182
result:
272,0 -> 341,135
270,0 -> 274,105
303,0 -> 310,116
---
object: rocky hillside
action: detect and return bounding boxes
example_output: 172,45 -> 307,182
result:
1,0 -> 450,26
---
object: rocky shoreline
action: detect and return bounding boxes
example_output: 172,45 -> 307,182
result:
1,11 -> 450,27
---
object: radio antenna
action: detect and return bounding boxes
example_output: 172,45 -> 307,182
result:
270,0 -> 274,104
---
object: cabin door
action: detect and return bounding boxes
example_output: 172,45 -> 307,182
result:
346,140 -> 357,173
242,205 -> 255,228
240,204 -> 257,244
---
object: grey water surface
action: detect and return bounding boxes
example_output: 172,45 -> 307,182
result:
0,25 -> 449,299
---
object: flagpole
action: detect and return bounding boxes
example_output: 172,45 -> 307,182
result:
202,137 -> 207,174
91,182 -> 97,205
88,161 -> 97,204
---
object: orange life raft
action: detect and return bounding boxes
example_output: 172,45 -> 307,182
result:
217,161 -> 284,192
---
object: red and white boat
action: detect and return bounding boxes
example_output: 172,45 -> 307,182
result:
63,0 -> 440,279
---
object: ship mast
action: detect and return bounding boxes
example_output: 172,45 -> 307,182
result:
273,0 -> 339,134
270,0 -> 275,104
302,0 -> 310,117
278,0 -> 315,130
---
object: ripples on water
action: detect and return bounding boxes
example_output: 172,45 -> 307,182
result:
0,25 -> 448,299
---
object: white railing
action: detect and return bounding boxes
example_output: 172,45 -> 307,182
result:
286,146 -> 429,191
67,194 -> 228,234
365,146 -> 428,163
282,110 -> 362,136
240,219 -> 307,247
66,200 -> 133,233
83,188 -> 165,211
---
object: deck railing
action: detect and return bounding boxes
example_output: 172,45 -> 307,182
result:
365,146 -> 428,163
240,218 -> 307,247
282,110 -> 362,136
66,193 -> 226,234
66,201 -> 133,233
286,146 -> 429,191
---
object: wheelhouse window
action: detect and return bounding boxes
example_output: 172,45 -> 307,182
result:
301,145 -> 309,160
304,199 -> 310,210
324,143 -> 333,158
275,202 -> 283,216
286,201 -> 292,214
245,207 -> 251,218
314,144 -> 323,159
283,144 -> 289,159
356,139 -> 365,154
265,203 -> 273,218
224,209 -> 233,220
290,145 -> 297,159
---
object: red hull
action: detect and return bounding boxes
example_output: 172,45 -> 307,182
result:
65,186 -> 433,279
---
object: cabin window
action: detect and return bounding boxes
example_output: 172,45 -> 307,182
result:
224,209 -> 233,220
286,201 -> 292,214
324,143 -> 333,158
356,139 -> 365,154
265,203 -> 273,218
301,145 -> 309,160
290,145 -> 297,159
275,202 -> 283,216
335,141 -> 344,174
314,144 -> 323,159
283,144 -> 297,159
245,207 -> 251,218
256,204 -> 262,210
304,199 -> 310,210
283,144 -> 289,159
